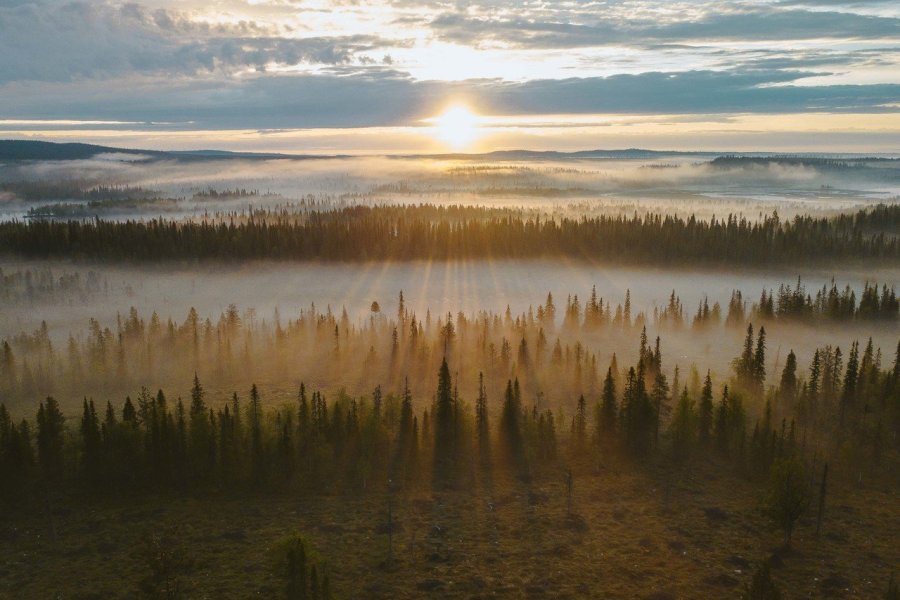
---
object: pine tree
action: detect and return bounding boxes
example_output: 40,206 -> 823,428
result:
80,399 -> 102,483
840,341 -> 859,425
598,367 -> 617,437
189,374 -> 213,478
622,365 -> 653,455
651,372 -> 670,446
37,397 -> 65,482
393,378 -> 415,483
808,349 -> 821,409
433,359 -> 455,486
475,372 -> 490,467
623,289 -> 632,328
753,326 -> 767,395
714,386 -> 731,455
698,372 -> 714,445
670,387 -> 695,462
248,384 -> 264,481
500,379 -> 526,478
779,351 -> 797,405
737,323 -> 755,388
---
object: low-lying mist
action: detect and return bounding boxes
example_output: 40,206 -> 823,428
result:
3,258 -> 896,338
2,259 -> 896,417
2,154 -> 898,222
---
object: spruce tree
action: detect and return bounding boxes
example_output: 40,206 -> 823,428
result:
779,351 -> 797,404
714,386 -> 731,455
475,372 -> 490,467
670,387 -> 695,462
598,367 -> 617,437
753,326 -> 767,395
249,384 -> 264,481
698,372 -> 714,445
433,359 -> 455,486
80,399 -> 102,483
500,379 -> 526,477
188,374 -> 213,478
36,397 -> 65,482
651,372 -> 670,446
840,340 -> 859,425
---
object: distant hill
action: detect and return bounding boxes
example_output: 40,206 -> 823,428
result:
3,140 -> 719,162
0,140 -> 317,162
2,139 -> 896,163
0,140 -> 163,161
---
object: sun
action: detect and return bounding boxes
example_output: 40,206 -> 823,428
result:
431,105 -> 481,150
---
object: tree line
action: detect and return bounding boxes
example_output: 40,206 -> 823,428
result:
661,278 -> 897,329
2,327 -> 897,507
0,266 -> 106,306
2,204 -> 898,264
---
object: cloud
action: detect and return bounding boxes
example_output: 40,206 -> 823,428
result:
427,7 -> 900,49
0,1 -> 397,83
1,68 -> 898,130
0,0 -> 896,138
480,71 -> 900,115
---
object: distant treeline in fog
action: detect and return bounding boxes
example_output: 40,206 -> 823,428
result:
1,182 -> 156,202
0,267 -> 107,306
709,155 -> 900,171
2,204 -> 898,264
1,282 -> 895,412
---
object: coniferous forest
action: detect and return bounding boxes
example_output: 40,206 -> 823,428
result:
0,149 -> 899,599
2,204 -> 898,264
4,0 -> 900,594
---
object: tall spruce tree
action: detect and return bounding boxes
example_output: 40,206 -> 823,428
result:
433,359 -> 456,486
698,372 -> 714,445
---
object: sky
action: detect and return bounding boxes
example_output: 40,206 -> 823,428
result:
0,0 -> 898,153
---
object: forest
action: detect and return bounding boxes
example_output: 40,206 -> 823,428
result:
1,280 -> 899,597
3,0 -> 900,591
1,204 -> 899,264
0,280 -> 897,407
0,148 -> 898,599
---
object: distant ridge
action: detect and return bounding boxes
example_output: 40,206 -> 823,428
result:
0,140 -> 326,162
0,140 -> 709,161
1,139 -> 896,163
0,140 -> 162,161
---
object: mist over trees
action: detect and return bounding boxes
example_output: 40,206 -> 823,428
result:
1,279 -> 894,413
2,316 -> 897,493
1,151 -> 898,598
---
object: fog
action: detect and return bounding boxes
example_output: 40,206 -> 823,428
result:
2,153 -> 898,222
4,258 -> 897,334
2,258 -> 896,415
1,151 -> 897,415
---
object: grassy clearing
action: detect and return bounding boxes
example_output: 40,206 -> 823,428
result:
1,457 -> 896,599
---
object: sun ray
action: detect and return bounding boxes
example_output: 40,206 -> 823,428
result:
430,105 -> 481,150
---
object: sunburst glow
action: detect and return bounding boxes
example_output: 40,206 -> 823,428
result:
432,105 -> 481,150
